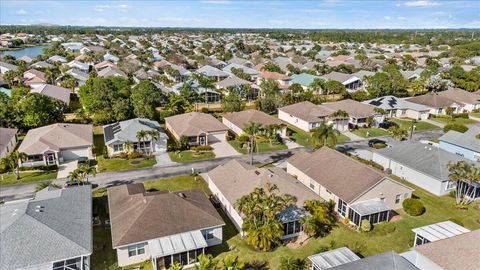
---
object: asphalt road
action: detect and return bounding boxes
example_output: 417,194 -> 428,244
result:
0,126 -> 455,202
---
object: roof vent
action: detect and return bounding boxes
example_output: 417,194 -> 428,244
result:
178,193 -> 187,198
254,170 -> 260,175
269,174 -> 273,178
35,209 -> 43,213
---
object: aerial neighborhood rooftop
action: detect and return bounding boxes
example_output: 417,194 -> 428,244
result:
0,2 -> 480,269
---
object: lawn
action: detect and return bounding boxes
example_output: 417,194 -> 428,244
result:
431,117 -> 478,125
389,118 -> 438,131
91,173 -> 480,269
470,112 -> 480,118
168,150 -> 215,163
351,127 -> 389,138
228,140 -> 288,154
287,126 -> 350,147
0,170 -> 58,186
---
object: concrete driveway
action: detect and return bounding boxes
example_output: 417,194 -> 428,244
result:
154,151 -> 176,167
56,160 -> 78,179
211,141 -> 240,158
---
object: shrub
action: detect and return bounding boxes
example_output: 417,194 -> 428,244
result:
18,165 -> 58,171
127,151 -> 143,159
237,134 -> 250,143
342,217 -> 351,225
372,222 -> 396,235
191,145 -> 213,151
443,123 -> 469,133
102,146 -> 108,158
403,198 -> 426,216
454,113 -> 469,119
117,152 -> 128,159
201,107 -> 209,113
373,142 -> 387,149
360,219 -> 372,232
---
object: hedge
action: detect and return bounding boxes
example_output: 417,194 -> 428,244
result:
402,198 -> 425,216
443,123 -> 469,133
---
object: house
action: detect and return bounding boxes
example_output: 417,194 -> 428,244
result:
257,70 -> 291,88
410,221 -> 470,247
103,118 -> 168,157
196,65 -> 230,82
94,60 -> 117,71
165,112 -> 229,146
67,60 -> 90,72
170,80 -> 221,103
167,64 -> 192,82
31,84 -> 71,104
47,55 -> 67,64
223,109 -> 287,137
61,42 -> 83,53
0,185 -> 92,270
222,63 -> 260,80
308,248 -> 417,270
401,68 -> 424,81
0,61 -> 18,74
287,147 -> 413,228
205,159 -> 320,239
30,61 -> 54,69
18,123 -> 94,167
401,230 -> 480,270
23,69 -> 46,88
406,92 -> 463,115
66,68 -> 89,87
323,71 -> 365,92
103,52 -> 119,63
18,55 -> 33,64
372,142 -> 479,197
227,57 -> 253,68
278,101 -> 332,132
0,127 -> 17,158
321,99 -> 384,130
436,88 -> 480,112
438,126 -> 480,162
107,184 -> 224,269
97,66 -> 127,78
291,73 -> 324,92
364,95 -> 431,120
216,75 -> 252,89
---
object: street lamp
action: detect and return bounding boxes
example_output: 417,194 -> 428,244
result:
410,119 -> 417,141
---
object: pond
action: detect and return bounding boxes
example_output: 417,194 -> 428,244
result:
0,45 -> 50,59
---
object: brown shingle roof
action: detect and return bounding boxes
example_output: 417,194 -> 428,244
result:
260,70 -> 291,81
0,128 -> 17,154
279,101 -> 331,122
107,184 -> 224,247
407,92 -> 459,108
287,147 -> 387,203
321,99 -> 375,118
414,230 -> 480,270
437,88 -> 480,105
223,109 -> 285,130
166,112 -> 229,137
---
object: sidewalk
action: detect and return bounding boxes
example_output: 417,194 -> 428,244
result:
343,131 -> 365,141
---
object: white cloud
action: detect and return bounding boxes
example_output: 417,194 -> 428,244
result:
396,1 -> 441,7
94,4 -> 129,12
16,9 -> 27,16
384,16 -> 391,20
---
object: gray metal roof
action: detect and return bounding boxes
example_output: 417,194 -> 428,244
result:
276,206 -> 309,223
439,126 -> 480,153
349,199 -> 391,216
0,186 -> 92,270
308,247 -> 360,270
148,230 -> 208,258
375,142 -> 476,181
330,251 -> 419,270
0,61 -> 19,71
412,221 -> 470,243
103,117 -> 168,145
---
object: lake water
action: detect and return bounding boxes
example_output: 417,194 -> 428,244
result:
0,45 -> 50,59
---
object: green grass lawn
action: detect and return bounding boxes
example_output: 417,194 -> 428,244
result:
91,173 -> 480,269
287,126 -> 350,147
431,117 -> 478,125
228,140 -> 288,154
389,118 -> 438,131
168,150 -> 215,163
0,170 -> 58,186
351,127 -> 390,138
470,112 -> 480,118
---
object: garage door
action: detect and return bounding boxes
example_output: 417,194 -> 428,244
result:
208,132 -> 225,143
61,148 -> 89,161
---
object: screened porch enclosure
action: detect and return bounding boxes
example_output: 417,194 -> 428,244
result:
155,248 -> 204,269
346,199 -> 391,228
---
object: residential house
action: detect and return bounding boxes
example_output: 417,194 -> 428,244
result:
257,70 -> 291,88
30,61 -> 54,70
103,52 -> 119,64
364,95 -> 431,120
406,92 -> 463,115
227,57 -> 253,68
0,127 -> 17,158
67,60 -> 90,72
0,186 -> 92,270
223,109 -> 287,137
31,84 -> 71,104
205,159 -> 320,239
438,126 -> 480,162
196,65 -> 230,82
410,221 -> 470,247
103,118 -> 168,157
18,123 -> 94,167
97,66 -> 127,78
222,63 -> 260,81
437,88 -> 480,112
278,101 -> 332,132
323,71 -> 365,92
165,112 -> 229,146
321,99 -> 384,130
61,42 -> 83,53
170,80 -> 221,103
0,61 -> 18,74
107,184 -> 224,269
66,68 -> 89,87
291,73 -> 324,92
18,55 -> 33,64
167,64 -> 192,82
47,55 -> 67,64
287,147 -> 413,228
372,142 -> 479,197
23,69 -> 46,88
94,60 -> 117,71
401,68 -> 424,81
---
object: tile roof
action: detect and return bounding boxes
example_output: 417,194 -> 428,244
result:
291,73 -> 324,87
437,88 -> 480,105
216,75 -> 251,88
279,101 -> 331,122
196,65 -> 230,78
321,99 -> 375,118
223,109 -> 285,130
166,112 -> 228,137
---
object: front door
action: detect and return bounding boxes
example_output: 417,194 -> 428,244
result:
199,136 -> 206,146
46,153 -> 56,165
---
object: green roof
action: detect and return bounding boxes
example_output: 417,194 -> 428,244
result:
291,73 -> 324,87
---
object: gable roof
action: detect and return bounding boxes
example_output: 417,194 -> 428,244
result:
279,101 -> 331,122
103,118 -> 167,145
0,127 -> 17,154
222,63 -> 259,76
223,109 -> 285,130
18,123 -> 93,154
107,184 -> 224,247
260,70 -> 291,81
323,71 -> 356,83
196,65 -> 230,78
321,99 -> 375,118
287,147 -> 390,203
97,66 -> 127,78
166,112 -> 228,137
31,84 -> 71,104
438,125 -> 480,153
0,186 -> 92,269
291,73 -> 324,87
216,75 -> 252,89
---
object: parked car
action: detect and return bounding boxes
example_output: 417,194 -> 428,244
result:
368,139 -> 387,147
65,181 -> 98,188
379,121 -> 399,129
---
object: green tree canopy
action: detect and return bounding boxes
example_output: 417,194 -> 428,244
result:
131,80 -> 163,119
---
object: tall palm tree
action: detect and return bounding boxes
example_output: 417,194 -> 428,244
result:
388,127 -> 408,141
244,122 -> 263,165
265,124 -> 281,145
67,170 -> 83,184
146,129 -> 160,156
0,151 -> 28,180
448,161 -> 480,206
123,140 -> 134,154
329,110 -> 349,131
311,123 -> 340,149
136,130 -> 148,153
299,215 -> 318,238
79,165 -> 97,183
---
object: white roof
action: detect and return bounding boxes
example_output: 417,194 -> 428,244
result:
308,247 -> 360,270
148,230 -> 207,258
412,221 -> 470,242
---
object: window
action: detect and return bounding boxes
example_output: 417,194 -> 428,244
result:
338,199 -> 347,217
415,235 -> 430,246
52,257 -> 82,270
395,194 -> 401,204
128,244 -> 145,257
113,144 -> 124,152
309,180 -> 315,190
202,229 -> 215,240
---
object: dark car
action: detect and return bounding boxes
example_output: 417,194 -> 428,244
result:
379,121 -> 399,130
368,139 -> 387,147
64,181 -> 98,188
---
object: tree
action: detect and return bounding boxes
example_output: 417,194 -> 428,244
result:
131,80 -> 162,119
279,257 -> 306,270
61,74 -> 77,90
0,151 -> 27,180
302,199 -> 337,237
261,62 -> 282,73
448,161 -> 480,206
235,183 -> 296,251
323,80 -> 346,96
78,165 -> 97,183
244,122 -> 263,165
360,219 -> 372,232
260,78 -> 279,96
329,110 -> 349,130
195,254 -> 215,270
67,170 -> 83,184
400,55 -> 416,70
3,70 -> 19,86
388,126 -> 408,141
35,181 -> 61,192
166,94 -> 193,114
221,91 -> 244,112
311,123 -> 340,148
19,93 -> 65,129
124,140 -> 134,154
136,130 -> 148,153
146,129 -> 160,156
220,254 -> 245,270
426,74 -> 448,92
264,124 -> 281,146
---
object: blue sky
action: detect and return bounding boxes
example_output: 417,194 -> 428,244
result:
1,0 -> 479,29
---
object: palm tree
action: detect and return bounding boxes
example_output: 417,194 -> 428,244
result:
195,254 -> 215,270
311,123 -> 340,149
123,140 -> 134,154
221,254 -> 245,270
265,124 -> 281,145
388,127 -> 408,141
146,129 -> 160,156
329,109 -> 349,131
300,215 -> 318,238
244,122 -> 263,165
0,151 -> 28,180
136,130 -> 148,153
279,257 -> 306,270
78,165 -> 97,183
67,170 -> 83,184
448,161 -> 480,206
44,68 -> 56,84
35,181 -> 61,192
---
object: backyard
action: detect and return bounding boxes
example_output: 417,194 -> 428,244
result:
287,126 -> 350,147
0,170 -> 58,186
228,139 -> 288,154
91,173 -> 480,269
389,118 -> 439,131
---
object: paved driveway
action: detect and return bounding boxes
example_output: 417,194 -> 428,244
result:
56,160 -> 78,179
154,151 -> 176,167
211,141 -> 240,158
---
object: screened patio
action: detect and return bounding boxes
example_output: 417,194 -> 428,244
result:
411,221 -> 470,246
347,199 -> 391,228
277,207 -> 307,239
